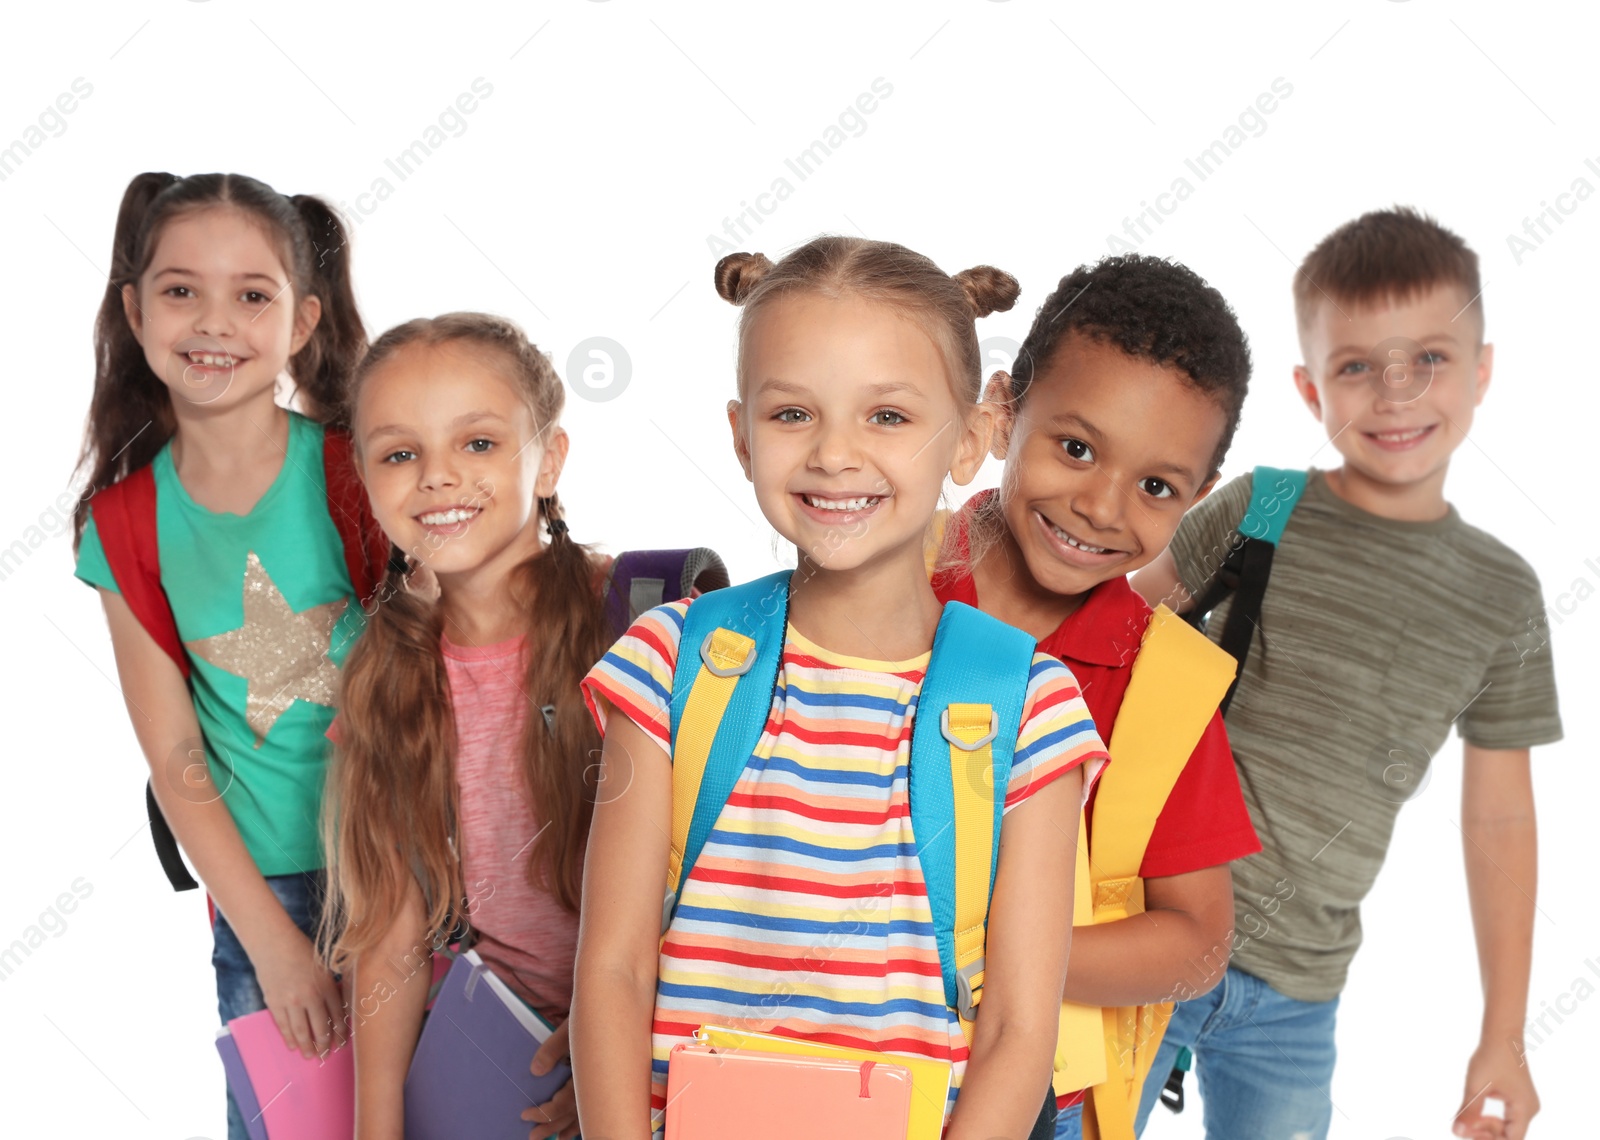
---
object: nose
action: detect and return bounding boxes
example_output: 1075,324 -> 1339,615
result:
417,451 -> 461,493
808,418 -> 864,475
193,291 -> 236,338
1070,468 -> 1124,533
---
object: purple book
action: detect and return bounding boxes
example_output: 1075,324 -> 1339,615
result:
403,950 -> 571,1140
214,1028 -> 270,1140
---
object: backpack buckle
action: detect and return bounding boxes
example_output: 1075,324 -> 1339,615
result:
941,707 -> 998,751
700,629 -> 756,678
955,955 -> 985,1021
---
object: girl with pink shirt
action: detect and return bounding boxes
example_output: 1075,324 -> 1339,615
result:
321,312 -> 603,1140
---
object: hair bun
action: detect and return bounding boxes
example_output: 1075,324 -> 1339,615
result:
714,252 -> 774,306
952,265 -> 1020,319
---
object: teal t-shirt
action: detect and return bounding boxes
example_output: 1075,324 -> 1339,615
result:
77,412 -> 366,875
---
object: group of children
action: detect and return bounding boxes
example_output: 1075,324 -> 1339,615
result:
71,171 -> 1560,1140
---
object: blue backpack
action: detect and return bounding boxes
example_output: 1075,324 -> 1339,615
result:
661,570 -> 1036,1040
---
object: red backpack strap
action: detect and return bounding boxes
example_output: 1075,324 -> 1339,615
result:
89,467 -> 189,679
322,427 -> 389,604
91,468 -> 203,892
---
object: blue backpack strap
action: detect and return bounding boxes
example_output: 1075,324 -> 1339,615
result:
663,571 -> 790,927
910,601 -> 1036,1022
1238,467 -> 1308,545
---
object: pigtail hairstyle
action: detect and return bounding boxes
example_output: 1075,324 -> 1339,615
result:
288,194 -> 365,425
73,173 -> 368,544
713,236 -> 1017,402
323,314 -> 612,973
713,235 -> 1018,576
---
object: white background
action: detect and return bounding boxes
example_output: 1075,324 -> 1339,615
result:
2,2 -> 1596,1137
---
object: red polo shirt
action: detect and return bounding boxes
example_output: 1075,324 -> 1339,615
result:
933,491 -> 1259,879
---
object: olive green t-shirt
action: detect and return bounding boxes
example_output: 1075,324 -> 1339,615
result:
1170,470 -> 1562,1001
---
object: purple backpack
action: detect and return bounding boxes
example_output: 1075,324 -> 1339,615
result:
601,548 -> 730,637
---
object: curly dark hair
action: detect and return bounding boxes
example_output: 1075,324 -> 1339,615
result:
1006,254 -> 1251,472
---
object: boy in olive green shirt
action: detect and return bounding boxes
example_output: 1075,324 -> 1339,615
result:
1133,208 -> 1560,1140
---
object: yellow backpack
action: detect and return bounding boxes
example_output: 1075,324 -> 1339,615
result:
1051,606 -> 1235,1138
926,511 -> 1236,1139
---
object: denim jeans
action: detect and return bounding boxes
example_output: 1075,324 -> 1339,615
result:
1052,1099 -> 1084,1138
1135,966 -> 1339,1139
212,871 -> 325,1140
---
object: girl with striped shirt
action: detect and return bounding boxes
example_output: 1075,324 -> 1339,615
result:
572,236 -> 1109,1138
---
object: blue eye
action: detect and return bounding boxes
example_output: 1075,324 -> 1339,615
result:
870,409 -> 907,426
774,408 -> 810,424
382,449 -> 416,464
466,438 -> 493,453
1062,438 -> 1095,463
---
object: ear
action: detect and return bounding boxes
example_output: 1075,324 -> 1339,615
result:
534,426 -> 570,497
1292,364 -> 1323,421
1473,342 -> 1494,406
291,292 -> 323,356
981,371 -> 1017,460
121,283 -> 145,345
726,399 -> 753,481
950,401 -> 995,487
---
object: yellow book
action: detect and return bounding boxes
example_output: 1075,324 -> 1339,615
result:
694,1026 -> 951,1140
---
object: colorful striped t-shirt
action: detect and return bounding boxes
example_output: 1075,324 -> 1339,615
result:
580,599 -> 1109,1129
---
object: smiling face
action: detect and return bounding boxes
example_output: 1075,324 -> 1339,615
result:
122,206 -> 320,412
354,339 -> 568,582
990,332 -> 1227,599
728,291 -> 990,575
1295,283 -> 1492,504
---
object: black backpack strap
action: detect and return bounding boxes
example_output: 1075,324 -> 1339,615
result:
1182,536 -> 1248,632
145,779 -> 199,891
1212,536 -> 1278,716
1182,467 -> 1310,716
1161,1064 -> 1187,1112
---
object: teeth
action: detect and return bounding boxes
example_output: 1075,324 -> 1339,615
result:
419,508 -> 479,525
1373,427 -> 1428,442
805,494 -> 879,512
187,351 -> 234,367
1049,520 -> 1110,555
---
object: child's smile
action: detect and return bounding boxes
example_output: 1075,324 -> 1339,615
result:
794,489 -> 886,527
1032,507 -> 1129,566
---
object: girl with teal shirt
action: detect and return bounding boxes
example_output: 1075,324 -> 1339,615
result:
71,172 -> 370,1140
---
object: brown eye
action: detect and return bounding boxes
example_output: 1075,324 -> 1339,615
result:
1062,438 -> 1094,462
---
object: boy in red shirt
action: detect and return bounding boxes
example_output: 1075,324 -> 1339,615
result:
932,254 -> 1260,1138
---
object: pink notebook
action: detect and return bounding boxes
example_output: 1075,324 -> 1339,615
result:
214,953 -> 453,1140
664,1043 -> 913,1139
223,1009 -> 354,1140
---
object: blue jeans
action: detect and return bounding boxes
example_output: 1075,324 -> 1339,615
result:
212,871 -> 325,1140
1134,966 -> 1339,1139
1052,1099 -> 1083,1138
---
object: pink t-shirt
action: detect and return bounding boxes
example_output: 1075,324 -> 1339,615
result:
443,633 -> 580,1024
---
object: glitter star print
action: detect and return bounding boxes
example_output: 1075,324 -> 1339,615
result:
186,551 -> 347,746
